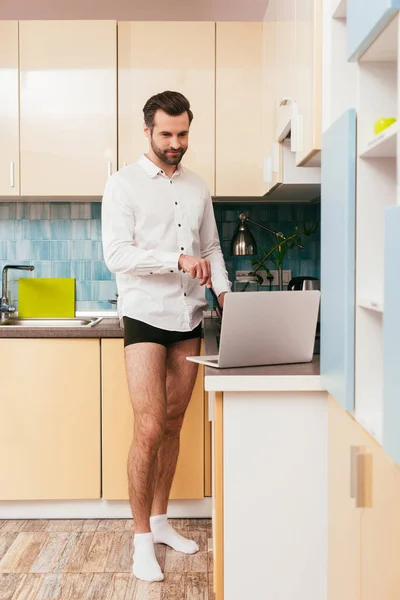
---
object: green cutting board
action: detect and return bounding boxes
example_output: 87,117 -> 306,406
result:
18,278 -> 76,318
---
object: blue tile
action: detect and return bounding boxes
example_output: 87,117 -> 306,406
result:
6,241 -> 16,260
70,240 -> 93,259
50,204 -> 71,220
0,241 -> 7,259
91,281 -> 118,301
222,222 -> 237,241
71,204 -> 91,219
15,220 -> 31,240
76,300 -> 92,311
15,241 -> 32,261
34,261 -> 52,278
0,205 -> 15,220
91,301 -> 115,310
91,203 -> 102,219
92,241 -> 104,260
31,241 -> 51,260
30,204 -> 50,220
71,220 -> 91,240
71,260 -> 92,280
15,204 -> 30,220
51,261 -> 71,277
30,220 -> 51,241
91,260 -> 112,280
90,220 -> 102,241
76,281 -> 92,301
50,241 -> 70,260
50,221 -> 72,240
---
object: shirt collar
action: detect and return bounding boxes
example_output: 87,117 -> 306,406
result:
137,154 -> 183,178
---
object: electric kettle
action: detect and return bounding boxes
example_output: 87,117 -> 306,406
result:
287,276 -> 320,291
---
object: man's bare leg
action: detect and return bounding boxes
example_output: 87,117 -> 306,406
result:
125,341 -> 167,582
149,336 -> 201,554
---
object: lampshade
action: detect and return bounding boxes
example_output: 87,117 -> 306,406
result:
231,219 -> 257,256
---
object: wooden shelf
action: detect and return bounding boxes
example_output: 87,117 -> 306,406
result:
332,0 -> 346,19
360,121 -> 398,158
361,14 -> 398,63
358,298 -> 384,313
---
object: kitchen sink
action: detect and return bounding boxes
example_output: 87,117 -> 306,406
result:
0,317 -> 103,328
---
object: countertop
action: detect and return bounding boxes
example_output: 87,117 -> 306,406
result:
203,317 -> 323,392
0,317 -> 124,339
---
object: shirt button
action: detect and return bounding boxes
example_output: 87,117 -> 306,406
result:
170,270 -> 173,273
170,180 -> 172,184
178,224 -> 181,227
175,202 -> 178,205
150,272 -> 153,275
181,247 -> 184,251
184,293 -> 187,296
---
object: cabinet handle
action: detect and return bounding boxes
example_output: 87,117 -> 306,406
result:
123,161 -> 127,168
350,446 -> 359,499
356,452 -> 373,509
108,162 -> 112,178
208,391 -> 215,422
10,161 -> 14,188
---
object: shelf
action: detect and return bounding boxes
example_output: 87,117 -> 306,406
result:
358,298 -> 384,313
361,13 -> 398,63
332,0 -> 346,19
359,121 -> 398,158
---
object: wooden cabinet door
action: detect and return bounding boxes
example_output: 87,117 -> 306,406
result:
359,430 -> 400,600
294,0 -> 322,166
19,21 -> 117,196
101,339 -> 205,500
0,339 -> 101,500
275,0 -> 296,141
215,22 -> 263,197
0,21 -> 19,196
118,22 -> 215,194
328,396 -> 363,600
262,1 -> 278,195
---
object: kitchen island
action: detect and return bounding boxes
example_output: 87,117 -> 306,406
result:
202,318 -> 328,600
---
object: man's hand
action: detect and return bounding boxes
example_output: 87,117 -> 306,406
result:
217,292 -> 227,309
178,254 -> 212,287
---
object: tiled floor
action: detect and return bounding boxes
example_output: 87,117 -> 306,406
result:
0,518 -> 214,599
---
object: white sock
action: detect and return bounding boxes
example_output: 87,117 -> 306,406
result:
132,532 -> 164,582
150,514 -> 199,554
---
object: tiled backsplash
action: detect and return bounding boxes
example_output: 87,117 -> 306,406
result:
0,201 -> 320,311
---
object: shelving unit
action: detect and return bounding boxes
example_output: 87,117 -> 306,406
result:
355,13 -> 399,444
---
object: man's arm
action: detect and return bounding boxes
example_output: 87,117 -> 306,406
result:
101,177 -> 181,276
199,191 -> 232,298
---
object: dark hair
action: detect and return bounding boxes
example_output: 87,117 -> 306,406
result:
143,91 -> 194,130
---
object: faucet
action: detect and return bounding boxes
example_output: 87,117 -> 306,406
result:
1,264 -> 35,323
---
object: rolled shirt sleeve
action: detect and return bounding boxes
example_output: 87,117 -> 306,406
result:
102,177 -> 181,277
200,191 -> 232,297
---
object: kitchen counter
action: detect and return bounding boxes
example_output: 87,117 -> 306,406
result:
0,317 -> 124,338
203,316 -> 323,391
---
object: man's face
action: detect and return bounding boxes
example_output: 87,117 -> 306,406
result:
145,109 -> 189,166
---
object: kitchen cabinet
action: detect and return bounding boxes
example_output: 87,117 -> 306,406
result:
328,395 -> 363,600
261,1 -> 321,201
215,22 -> 263,197
321,109 -> 356,412
359,427 -> 400,600
347,0 -> 399,61
0,21 -> 19,196
118,22 -> 215,194
383,205 -> 400,466
294,0 -> 322,166
0,339 -> 101,500
19,20 -> 117,196
329,395 -> 400,600
101,339 -> 207,500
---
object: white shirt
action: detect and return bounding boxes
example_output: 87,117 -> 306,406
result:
101,154 -> 231,331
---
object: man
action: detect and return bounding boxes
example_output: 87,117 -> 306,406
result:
102,90 -> 231,583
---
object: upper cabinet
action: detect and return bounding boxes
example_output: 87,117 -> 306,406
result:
294,0 -> 322,166
118,22 -> 215,195
347,0 -> 400,61
0,21 -> 19,196
215,22 -> 264,197
19,20 -> 117,196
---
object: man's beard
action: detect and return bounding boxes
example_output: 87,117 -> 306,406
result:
151,137 -> 187,166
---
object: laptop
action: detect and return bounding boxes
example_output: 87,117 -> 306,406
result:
187,290 -> 320,369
